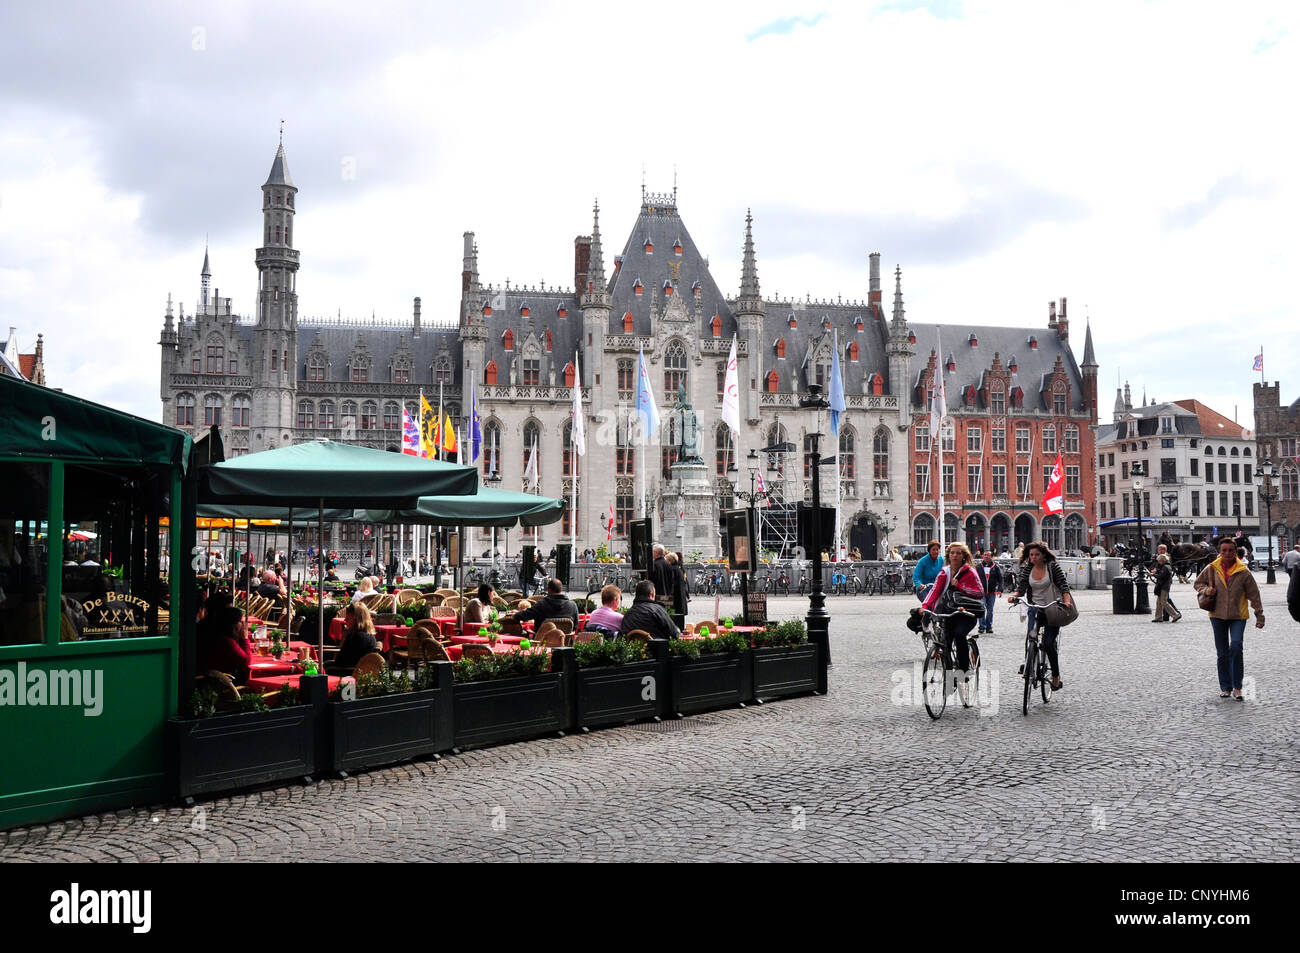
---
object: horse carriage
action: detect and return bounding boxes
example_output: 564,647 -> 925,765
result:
1117,541 -> 1213,581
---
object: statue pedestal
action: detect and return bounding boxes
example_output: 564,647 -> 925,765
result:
660,460 -> 721,557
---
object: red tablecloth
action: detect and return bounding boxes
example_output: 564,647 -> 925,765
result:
683,625 -> 762,641
245,673 -> 342,694
450,632 -> 526,646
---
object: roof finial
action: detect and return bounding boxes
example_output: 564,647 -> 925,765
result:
279,119 -> 284,145
641,163 -> 646,203
673,163 -> 677,202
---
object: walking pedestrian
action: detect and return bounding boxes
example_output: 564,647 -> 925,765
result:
974,550 -> 1003,634
1151,553 -> 1181,623
1193,536 -> 1264,701
1280,542 -> 1300,576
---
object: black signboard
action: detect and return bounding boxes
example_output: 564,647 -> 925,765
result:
726,509 -> 753,572
746,591 -> 768,626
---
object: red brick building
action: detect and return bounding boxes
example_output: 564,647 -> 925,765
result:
908,299 -> 1099,553
1252,381 -> 1300,549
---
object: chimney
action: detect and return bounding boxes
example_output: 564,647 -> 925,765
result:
413,296 -> 422,337
1048,300 -> 1057,327
1056,296 -> 1069,341
461,231 -> 476,294
574,235 -> 591,296
868,252 -> 881,305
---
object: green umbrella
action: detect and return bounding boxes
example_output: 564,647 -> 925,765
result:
365,487 -> 564,528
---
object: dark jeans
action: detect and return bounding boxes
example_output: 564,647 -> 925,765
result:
1209,618 -> 1246,691
943,614 -> 977,671
981,593 -> 998,630
1025,607 -> 1062,680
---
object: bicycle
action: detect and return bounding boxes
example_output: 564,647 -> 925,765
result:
1009,597 -> 1066,716
918,607 -> 981,719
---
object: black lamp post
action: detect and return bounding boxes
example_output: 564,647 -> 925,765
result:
733,449 -> 776,624
799,384 -> 830,685
1255,458 -> 1278,584
1131,462 -> 1146,573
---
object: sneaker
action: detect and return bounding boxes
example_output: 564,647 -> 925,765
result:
1017,664 -> 1024,675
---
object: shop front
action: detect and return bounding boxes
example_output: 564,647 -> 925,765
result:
0,374 -> 190,829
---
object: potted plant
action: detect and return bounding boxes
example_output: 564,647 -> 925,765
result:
451,646 -> 575,750
571,637 -> 669,730
166,675 -> 327,801
329,662 -> 454,774
667,629 -> 753,716
750,619 -> 822,702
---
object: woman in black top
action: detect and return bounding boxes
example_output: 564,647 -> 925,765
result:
327,602 -> 379,674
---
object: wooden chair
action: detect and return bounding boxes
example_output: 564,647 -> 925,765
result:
681,622 -> 695,635
624,629 -> 652,645
411,619 -> 447,645
441,594 -> 464,610
422,593 -> 444,607
499,618 -> 525,636
490,594 -> 510,609
352,652 -> 386,678
420,636 -> 451,663
395,588 -> 424,604
428,606 -> 457,620
535,624 -> 567,648
550,618 -> 574,635
461,644 -> 494,659
574,629 -> 603,644
501,590 -> 523,601
434,588 -> 459,601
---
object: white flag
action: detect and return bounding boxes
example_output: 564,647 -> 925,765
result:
721,334 -> 740,436
635,347 -> 660,441
572,352 -> 586,456
524,439 -> 538,491
929,332 -> 947,440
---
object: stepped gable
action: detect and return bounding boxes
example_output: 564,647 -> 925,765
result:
607,191 -> 736,340
908,324 -> 1086,413
756,300 -> 889,394
295,321 -> 461,385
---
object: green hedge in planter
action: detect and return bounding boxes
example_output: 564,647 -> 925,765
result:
452,650 -> 551,683
574,639 -> 647,668
751,619 -> 808,647
352,669 -> 415,698
669,629 -> 749,660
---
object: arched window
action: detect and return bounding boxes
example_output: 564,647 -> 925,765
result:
912,513 -> 936,546
360,401 -> 378,431
870,372 -> 884,395
848,341 -> 860,362
1230,447 -> 1239,456
231,394 -> 250,429
175,393 -> 195,427
1281,462 -> 1299,502
205,341 -> 224,374
482,420 -> 501,477
839,428 -> 856,480
623,310 -> 635,333
766,369 -> 780,393
1204,445 -> 1214,456
617,360 -> 634,398
563,362 -> 576,388
522,420 -> 541,484
873,427 -> 889,480
1244,447 -> 1252,457
775,338 -> 787,359
203,394 -> 222,427
340,400 -> 358,432
382,401 -> 400,430
1064,514 -> 1086,552
318,400 -> 335,429
563,420 -> 579,477
711,314 -> 722,337
1218,446 -> 1227,456
716,361 -> 727,397
716,425 -> 734,477
484,360 -> 498,386
663,341 -> 688,398
502,329 -> 514,351
308,355 -> 326,382
1041,514 -> 1063,551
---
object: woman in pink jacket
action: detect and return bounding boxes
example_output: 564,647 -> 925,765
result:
920,542 -> 985,674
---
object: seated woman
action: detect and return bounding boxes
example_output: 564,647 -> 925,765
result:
351,576 -> 375,604
586,584 -> 624,635
195,605 -> 252,684
324,564 -> 340,582
463,583 -> 496,624
327,602 -> 379,675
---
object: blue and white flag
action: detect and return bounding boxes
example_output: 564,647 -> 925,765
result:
470,380 -> 483,463
635,347 -> 660,442
829,330 -> 846,438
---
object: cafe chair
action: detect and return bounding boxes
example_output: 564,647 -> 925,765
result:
427,606 -> 457,620
372,613 -> 403,626
461,644 -> 494,659
681,622 -> 694,635
411,619 -> 448,645
550,618 -> 575,635
434,588 -> 459,601
574,629 -> 604,644
624,629 -> 652,646
441,595 -> 464,610
351,652 -> 387,679
395,588 -> 424,605
422,593 -> 444,607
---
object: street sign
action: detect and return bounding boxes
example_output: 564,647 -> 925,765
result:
746,591 -> 767,626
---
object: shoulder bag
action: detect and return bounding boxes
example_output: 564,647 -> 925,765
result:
1197,574 -> 1217,612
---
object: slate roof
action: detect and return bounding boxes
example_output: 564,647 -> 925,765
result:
749,300 -> 889,394
475,288 -> 584,382
1102,400 -> 1199,441
296,323 -> 462,386
265,144 -> 294,188
907,323 -> 1087,413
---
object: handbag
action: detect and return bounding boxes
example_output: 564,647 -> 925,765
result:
1043,599 -> 1078,627
1197,580 -> 1217,612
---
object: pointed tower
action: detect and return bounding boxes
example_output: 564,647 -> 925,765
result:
734,209 -> 766,423
251,137 -> 300,450
580,201 -> 611,398
887,265 -> 914,419
1081,317 -> 1098,426
200,246 -> 212,313
459,230 -> 488,426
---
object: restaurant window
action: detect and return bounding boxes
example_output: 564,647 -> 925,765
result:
522,360 -> 540,386
383,401 -> 400,430
992,464 -> 1007,497
175,393 -> 195,427
318,400 -> 335,429
872,427 -> 889,480
663,341 -> 688,398
360,401 -> 378,431
298,400 -> 314,429
203,394 -> 222,427
1016,426 -> 1030,453
232,394 -> 250,429
615,480 -> 634,537
991,426 -> 1005,452
716,425 -> 735,477
0,463 -> 51,645
617,360 -> 634,399
206,344 -> 224,374
912,513 -> 935,545
839,428 -> 855,480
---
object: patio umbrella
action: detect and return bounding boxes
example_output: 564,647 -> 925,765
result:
199,440 -> 477,664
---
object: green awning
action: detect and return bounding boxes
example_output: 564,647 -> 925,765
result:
195,503 -> 356,522
366,487 -> 565,528
0,373 -> 191,469
199,439 -> 477,507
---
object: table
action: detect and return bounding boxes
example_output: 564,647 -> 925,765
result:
245,673 -> 342,694
450,632 -> 526,646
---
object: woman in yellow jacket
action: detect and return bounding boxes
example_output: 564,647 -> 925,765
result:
1193,536 -> 1265,701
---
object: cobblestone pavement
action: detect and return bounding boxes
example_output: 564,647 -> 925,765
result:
3,577 -> 1297,862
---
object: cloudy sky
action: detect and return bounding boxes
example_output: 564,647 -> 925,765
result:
2,0 -> 1296,426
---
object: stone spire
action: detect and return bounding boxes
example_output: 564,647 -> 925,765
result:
200,244 -> 211,311
164,293 -> 175,336
580,202 -> 610,309
740,209 -> 760,299
890,265 -> 907,336
1082,318 -> 1097,367
264,142 -> 294,187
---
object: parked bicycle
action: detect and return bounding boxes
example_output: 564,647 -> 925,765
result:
918,606 -> 981,719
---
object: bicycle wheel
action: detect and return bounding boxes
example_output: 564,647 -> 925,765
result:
922,645 -> 948,719
1040,647 -> 1053,703
1022,639 -> 1034,716
958,640 -> 979,708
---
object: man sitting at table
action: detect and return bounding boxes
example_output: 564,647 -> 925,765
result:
618,581 -> 680,641
327,602 -> 378,675
255,569 -> 287,603
585,584 -> 625,636
511,577 -> 579,630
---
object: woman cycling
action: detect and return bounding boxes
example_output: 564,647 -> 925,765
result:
1007,541 -> 1073,691
918,542 -> 984,674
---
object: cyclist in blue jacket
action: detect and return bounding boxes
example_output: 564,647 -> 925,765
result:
912,539 -> 943,601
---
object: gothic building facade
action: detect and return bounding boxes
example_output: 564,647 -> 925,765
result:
159,140 -> 1100,558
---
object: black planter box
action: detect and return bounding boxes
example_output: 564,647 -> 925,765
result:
574,640 -> 669,729
330,662 -> 453,773
752,643 -> 822,702
451,648 -> 575,749
669,649 -> 754,716
166,695 -> 322,800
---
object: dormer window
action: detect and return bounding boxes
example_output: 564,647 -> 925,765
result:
908,331 -> 916,344
563,362 -> 576,388
484,360 -> 498,386
482,303 -> 493,317
854,316 -> 864,331
557,303 -> 567,318
946,357 -> 956,372
1008,358 -> 1018,373
968,333 -> 978,347
663,280 -> 673,296
965,384 -> 977,406
545,330 -> 553,351
1028,335 -> 1038,349
519,302 -> 530,318
766,369 -> 780,393
870,372 -> 884,395
673,240 -> 682,256
822,317 -> 830,330
776,338 -> 787,359
848,341 -> 860,362
502,329 -> 514,351
788,314 -> 797,329
711,314 -> 722,338
644,239 -> 654,255
634,279 -> 643,296
623,311 -> 634,334
691,280 -> 701,298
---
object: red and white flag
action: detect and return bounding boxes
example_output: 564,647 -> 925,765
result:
606,503 -> 615,541
756,469 -> 772,507
1041,451 -> 1065,514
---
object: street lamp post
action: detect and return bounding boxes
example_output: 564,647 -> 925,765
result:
733,449 -> 776,625
799,384 -> 831,687
1132,465 -> 1150,613
1255,458 -> 1278,584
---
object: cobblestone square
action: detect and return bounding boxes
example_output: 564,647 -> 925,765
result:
2,578 -> 1296,862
